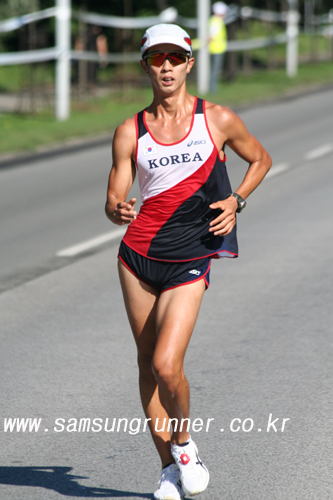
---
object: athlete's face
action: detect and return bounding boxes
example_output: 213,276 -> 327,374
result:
140,43 -> 195,94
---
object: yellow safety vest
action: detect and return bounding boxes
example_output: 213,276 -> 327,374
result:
208,15 -> 227,54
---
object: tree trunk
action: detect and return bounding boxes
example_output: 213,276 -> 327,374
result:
241,0 -> 252,74
267,0 -> 275,69
225,22 -> 238,81
154,0 -> 169,11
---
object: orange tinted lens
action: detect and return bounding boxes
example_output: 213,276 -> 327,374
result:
167,53 -> 187,66
146,52 -> 187,67
146,53 -> 166,66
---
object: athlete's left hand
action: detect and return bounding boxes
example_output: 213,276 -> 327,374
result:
208,197 -> 238,236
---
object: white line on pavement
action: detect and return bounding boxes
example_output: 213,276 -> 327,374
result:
265,163 -> 289,179
304,144 -> 333,161
56,227 -> 126,257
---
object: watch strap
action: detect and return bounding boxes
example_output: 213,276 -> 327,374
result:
227,192 -> 247,213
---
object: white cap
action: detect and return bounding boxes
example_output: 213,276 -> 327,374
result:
141,24 -> 192,57
212,2 -> 228,16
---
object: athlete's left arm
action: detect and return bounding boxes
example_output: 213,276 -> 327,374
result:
208,106 -> 272,236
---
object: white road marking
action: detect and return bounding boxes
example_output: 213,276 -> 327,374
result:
57,227 -> 126,257
304,144 -> 333,161
265,163 -> 289,179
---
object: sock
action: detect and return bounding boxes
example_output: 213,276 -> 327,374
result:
175,440 -> 190,447
162,462 -> 174,469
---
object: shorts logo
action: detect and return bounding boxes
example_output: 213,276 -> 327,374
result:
143,145 -> 157,155
187,140 -> 206,147
189,269 -> 201,276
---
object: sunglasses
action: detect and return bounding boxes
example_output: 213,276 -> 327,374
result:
144,51 -> 189,67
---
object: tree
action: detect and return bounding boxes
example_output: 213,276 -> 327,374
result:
154,0 -> 170,11
0,0 -> 40,18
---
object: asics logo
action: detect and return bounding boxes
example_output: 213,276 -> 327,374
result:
180,453 -> 191,465
189,270 -> 201,275
187,139 -> 206,147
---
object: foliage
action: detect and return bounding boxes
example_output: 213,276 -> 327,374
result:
0,0 -> 332,71
1,0 -> 333,17
0,0 -> 40,18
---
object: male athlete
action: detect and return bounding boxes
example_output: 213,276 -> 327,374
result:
105,24 -> 271,500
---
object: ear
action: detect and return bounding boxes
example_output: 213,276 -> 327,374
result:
140,60 -> 149,74
186,57 -> 195,74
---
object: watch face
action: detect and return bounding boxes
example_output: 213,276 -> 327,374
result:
236,198 -> 246,213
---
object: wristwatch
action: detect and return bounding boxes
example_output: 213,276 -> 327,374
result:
227,192 -> 247,213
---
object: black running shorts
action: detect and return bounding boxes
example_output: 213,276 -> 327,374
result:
118,240 -> 211,293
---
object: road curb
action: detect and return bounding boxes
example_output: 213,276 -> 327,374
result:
0,132 -> 113,170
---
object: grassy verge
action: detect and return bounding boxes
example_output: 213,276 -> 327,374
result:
203,60 -> 333,106
1,60 -> 333,157
0,63 -> 55,93
235,21 -> 333,66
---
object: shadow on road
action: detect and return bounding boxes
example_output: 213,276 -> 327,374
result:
0,466 -> 153,498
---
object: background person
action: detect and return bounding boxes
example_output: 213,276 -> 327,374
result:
73,25 -> 108,88
87,25 -> 108,85
208,1 -> 228,93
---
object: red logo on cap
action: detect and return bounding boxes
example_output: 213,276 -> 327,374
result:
141,37 -> 147,47
184,37 -> 192,46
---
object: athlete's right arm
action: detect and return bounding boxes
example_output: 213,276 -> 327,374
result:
105,118 -> 137,225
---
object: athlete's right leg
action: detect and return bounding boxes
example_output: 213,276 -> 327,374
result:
117,260 -> 174,468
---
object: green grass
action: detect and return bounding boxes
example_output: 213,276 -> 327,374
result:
246,33 -> 333,66
0,87 -> 154,155
205,60 -> 333,106
0,61 -> 333,157
0,63 -> 54,92
235,21 -> 333,66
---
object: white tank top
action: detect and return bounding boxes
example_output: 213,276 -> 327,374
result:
136,99 -> 214,202
123,97 -> 238,261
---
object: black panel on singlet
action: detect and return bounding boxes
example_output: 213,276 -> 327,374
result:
196,97 -> 204,114
147,157 -> 238,261
137,110 -> 147,139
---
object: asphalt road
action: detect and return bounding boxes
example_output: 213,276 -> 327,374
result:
0,88 -> 332,499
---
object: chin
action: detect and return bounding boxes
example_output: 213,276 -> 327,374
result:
160,82 -> 180,92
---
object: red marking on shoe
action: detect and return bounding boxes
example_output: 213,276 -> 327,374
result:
180,453 -> 190,465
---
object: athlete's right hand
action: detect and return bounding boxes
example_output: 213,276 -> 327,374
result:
112,198 -> 137,225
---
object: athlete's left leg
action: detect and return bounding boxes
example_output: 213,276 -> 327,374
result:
152,279 -> 206,445
153,280 -> 210,496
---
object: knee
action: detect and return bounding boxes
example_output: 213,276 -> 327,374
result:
151,357 -> 182,395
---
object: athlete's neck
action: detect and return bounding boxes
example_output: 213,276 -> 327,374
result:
147,89 -> 195,122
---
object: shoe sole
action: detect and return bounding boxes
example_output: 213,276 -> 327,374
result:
182,468 -> 209,496
154,494 -> 184,500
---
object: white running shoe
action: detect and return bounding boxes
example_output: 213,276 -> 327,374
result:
154,463 -> 185,500
171,437 -> 209,496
